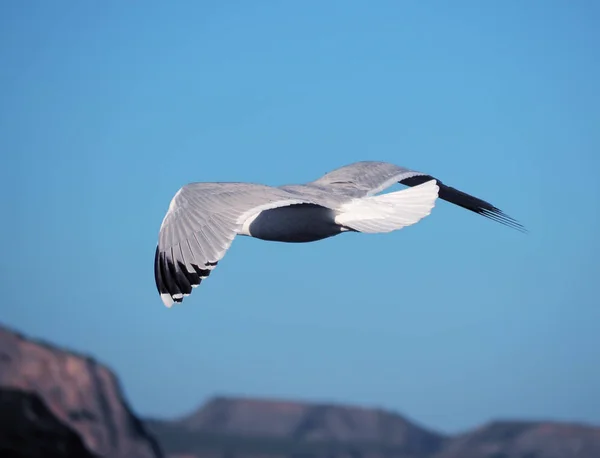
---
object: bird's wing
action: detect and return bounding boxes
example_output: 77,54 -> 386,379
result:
309,161 -> 423,197
155,182 -> 317,307
309,161 -> 525,231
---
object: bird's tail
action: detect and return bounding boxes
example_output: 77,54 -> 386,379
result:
334,179 -> 439,233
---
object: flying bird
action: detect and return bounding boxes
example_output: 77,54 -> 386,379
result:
155,160 -> 525,307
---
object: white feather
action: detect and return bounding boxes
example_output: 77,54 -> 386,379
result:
334,179 -> 439,233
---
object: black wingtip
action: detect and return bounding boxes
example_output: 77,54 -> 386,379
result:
154,244 -> 221,306
477,206 -> 528,233
154,246 -> 165,294
400,175 -> 527,233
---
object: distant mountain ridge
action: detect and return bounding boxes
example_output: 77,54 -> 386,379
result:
436,420 -> 600,458
147,396 -> 600,458
180,395 -> 444,444
146,395 -> 446,458
1,322 -> 599,458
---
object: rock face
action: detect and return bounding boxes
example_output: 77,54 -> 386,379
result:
0,388 -> 98,458
146,396 -> 447,458
0,324 -> 163,458
434,420 -> 600,458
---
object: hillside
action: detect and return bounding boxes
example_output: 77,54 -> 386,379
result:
435,420 -> 600,458
1,322 -> 599,458
147,398 -> 600,458
0,388 -> 99,458
146,396 -> 445,458
0,324 -> 163,458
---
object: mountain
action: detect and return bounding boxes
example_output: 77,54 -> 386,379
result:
146,399 -> 600,458
2,322 -> 600,458
0,324 -> 163,458
434,420 -> 600,458
146,396 -> 446,458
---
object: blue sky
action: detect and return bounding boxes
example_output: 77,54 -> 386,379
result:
1,1 -> 598,434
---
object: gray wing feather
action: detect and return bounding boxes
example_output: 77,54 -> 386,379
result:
308,161 -> 423,197
310,161 -> 526,231
155,183 -> 317,307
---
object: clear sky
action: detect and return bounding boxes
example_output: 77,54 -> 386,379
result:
1,1 -> 598,434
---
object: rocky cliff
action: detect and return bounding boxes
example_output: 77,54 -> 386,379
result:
0,324 -> 163,458
0,388 -> 99,458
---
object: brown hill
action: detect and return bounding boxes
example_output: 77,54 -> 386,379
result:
183,396 -> 444,445
2,322 -> 600,458
148,402 -> 600,458
434,420 -> 600,458
146,396 -> 447,458
0,324 -> 163,458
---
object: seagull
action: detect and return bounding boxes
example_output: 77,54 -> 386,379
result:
155,160 -> 525,307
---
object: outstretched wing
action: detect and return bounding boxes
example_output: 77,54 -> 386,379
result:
309,161 -> 423,197
155,183 -> 316,307
310,161 -> 525,232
